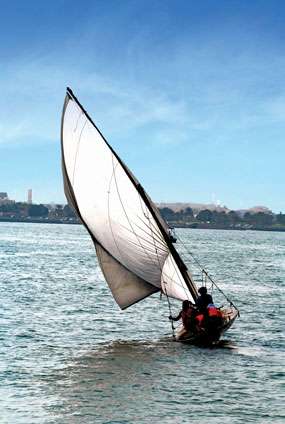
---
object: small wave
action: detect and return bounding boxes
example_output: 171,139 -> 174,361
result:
235,346 -> 263,357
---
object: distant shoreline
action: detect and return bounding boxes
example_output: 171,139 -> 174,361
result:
1,217 -> 284,232
0,217 -> 80,225
173,223 -> 285,232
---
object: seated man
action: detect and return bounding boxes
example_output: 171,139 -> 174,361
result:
195,286 -> 213,313
206,303 -> 223,332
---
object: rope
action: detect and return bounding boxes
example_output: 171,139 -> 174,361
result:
140,205 -> 180,337
164,286 -> 175,339
141,207 -> 189,333
175,232 -> 240,314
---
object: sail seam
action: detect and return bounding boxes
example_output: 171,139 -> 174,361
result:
137,196 -> 167,246
142,197 -> 167,275
72,118 -> 87,185
110,155 -> 162,278
107,158 -> 129,264
73,110 -> 83,133
129,217 -> 169,252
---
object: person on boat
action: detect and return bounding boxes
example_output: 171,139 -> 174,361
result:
194,311 -> 206,333
206,303 -> 223,332
195,286 -> 213,313
169,300 -> 196,333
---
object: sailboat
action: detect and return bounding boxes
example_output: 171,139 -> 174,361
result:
61,87 -> 239,345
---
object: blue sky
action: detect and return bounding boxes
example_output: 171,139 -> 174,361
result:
0,0 -> 284,212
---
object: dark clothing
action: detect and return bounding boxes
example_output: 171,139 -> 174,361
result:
196,293 -> 213,312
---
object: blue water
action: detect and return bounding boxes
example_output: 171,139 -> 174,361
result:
0,223 -> 284,423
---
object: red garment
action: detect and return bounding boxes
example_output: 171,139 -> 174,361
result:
207,306 -> 222,318
195,313 -> 204,326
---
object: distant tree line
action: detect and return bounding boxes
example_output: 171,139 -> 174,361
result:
158,207 -> 285,229
0,202 -> 285,229
0,202 -> 77,220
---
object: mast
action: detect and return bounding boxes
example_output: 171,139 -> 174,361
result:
65,87 -> 198,302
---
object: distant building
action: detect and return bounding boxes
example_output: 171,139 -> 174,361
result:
28,189 -> 32,204
0,192 -> 14,205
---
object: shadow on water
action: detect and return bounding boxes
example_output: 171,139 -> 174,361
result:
40,337 -> 243,423
41,338 -> 181,422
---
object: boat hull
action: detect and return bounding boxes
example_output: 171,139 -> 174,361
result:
175,307 -> 239,346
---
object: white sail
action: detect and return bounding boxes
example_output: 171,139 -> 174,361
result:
95,243 -> 158,309
161,254 -> 193,300
61,88 -> 198,309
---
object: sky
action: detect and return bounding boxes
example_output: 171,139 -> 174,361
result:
0,0 -> 284,212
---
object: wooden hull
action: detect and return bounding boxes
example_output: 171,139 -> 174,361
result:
175,307 -> 239,346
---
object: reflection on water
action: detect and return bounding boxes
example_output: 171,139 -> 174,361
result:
42,338 -> 280,423
0,224 -> 284,423
43,339 -> 239,423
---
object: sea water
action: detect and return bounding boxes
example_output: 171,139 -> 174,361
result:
0,223 -> 284,423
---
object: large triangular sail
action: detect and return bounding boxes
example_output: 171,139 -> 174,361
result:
61,87 -> 198,309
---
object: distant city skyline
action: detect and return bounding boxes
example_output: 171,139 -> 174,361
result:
1,1 -> 285,212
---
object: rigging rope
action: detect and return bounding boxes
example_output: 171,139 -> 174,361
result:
142,202 -> 191,332
163,286 -> 176,340
175,232 -> 240,314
